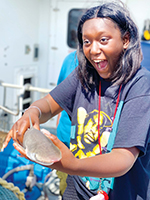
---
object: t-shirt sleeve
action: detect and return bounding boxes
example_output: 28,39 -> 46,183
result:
50,69 -> 78,118
113,70 -> 150,155
113,96 -> 150,155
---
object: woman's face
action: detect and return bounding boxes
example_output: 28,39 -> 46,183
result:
82,18 -> 129,79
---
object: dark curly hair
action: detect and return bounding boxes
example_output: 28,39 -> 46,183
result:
76,0 -> 143,91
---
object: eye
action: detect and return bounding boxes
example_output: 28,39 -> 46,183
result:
100,37 -> 109,44
83,39 -> 90,46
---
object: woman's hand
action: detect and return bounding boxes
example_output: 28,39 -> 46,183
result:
12,128 -> 140,179
3,94 -> 63,151
3,108 -> 40,150
43,131 -> 78,175
12,129 -> 78,175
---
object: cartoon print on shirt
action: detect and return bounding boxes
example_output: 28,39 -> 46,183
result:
70,107 -> 112,159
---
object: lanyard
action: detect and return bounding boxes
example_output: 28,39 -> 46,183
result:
98,81 -> 122,154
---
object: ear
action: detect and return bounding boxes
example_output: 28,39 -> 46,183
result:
123,32 -> 130,49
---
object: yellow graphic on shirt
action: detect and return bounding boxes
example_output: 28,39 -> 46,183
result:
70,107 -> 112,159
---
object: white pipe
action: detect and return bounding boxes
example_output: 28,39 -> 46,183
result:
0,82 -> 51,93
0,105 -> 19,116
0,81 -> 51,116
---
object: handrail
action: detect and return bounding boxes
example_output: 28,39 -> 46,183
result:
0,81 -> 50,93
0,81 -> 51,116
0,95 -> 20,116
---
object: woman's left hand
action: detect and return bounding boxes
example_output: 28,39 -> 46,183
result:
13,130 -> 78,175
43,131 -> 78,174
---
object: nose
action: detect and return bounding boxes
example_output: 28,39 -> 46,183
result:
90,41 -> 101,55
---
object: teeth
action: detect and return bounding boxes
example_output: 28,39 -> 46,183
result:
93,60 -> 102,68
94,60 -> 104,63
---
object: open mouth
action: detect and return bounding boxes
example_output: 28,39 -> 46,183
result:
94,60 -> 108,70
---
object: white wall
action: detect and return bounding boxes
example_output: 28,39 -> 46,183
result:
125,0 -> 150,36
0,0 -> 42,129
38,0 -> 51,89
0,0 -> 41,108
0,0 -> 40,74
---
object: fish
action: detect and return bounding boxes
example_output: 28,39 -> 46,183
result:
21,115 -> 62,166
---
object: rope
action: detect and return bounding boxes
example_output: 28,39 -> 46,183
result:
0,178 -> 25,200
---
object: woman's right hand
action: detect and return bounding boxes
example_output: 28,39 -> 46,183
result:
2,94 -> 63,151
2,107 -> 40,150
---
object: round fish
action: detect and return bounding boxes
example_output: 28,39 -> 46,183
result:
22,114 -> 61,165
23,127 -> 61,165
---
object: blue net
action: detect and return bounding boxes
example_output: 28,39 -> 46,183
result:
0,185 -> 19,200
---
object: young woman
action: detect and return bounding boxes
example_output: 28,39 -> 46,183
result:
4,1 -> 150,199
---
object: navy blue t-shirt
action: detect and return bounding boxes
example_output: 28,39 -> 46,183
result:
50,66 -> 150,200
